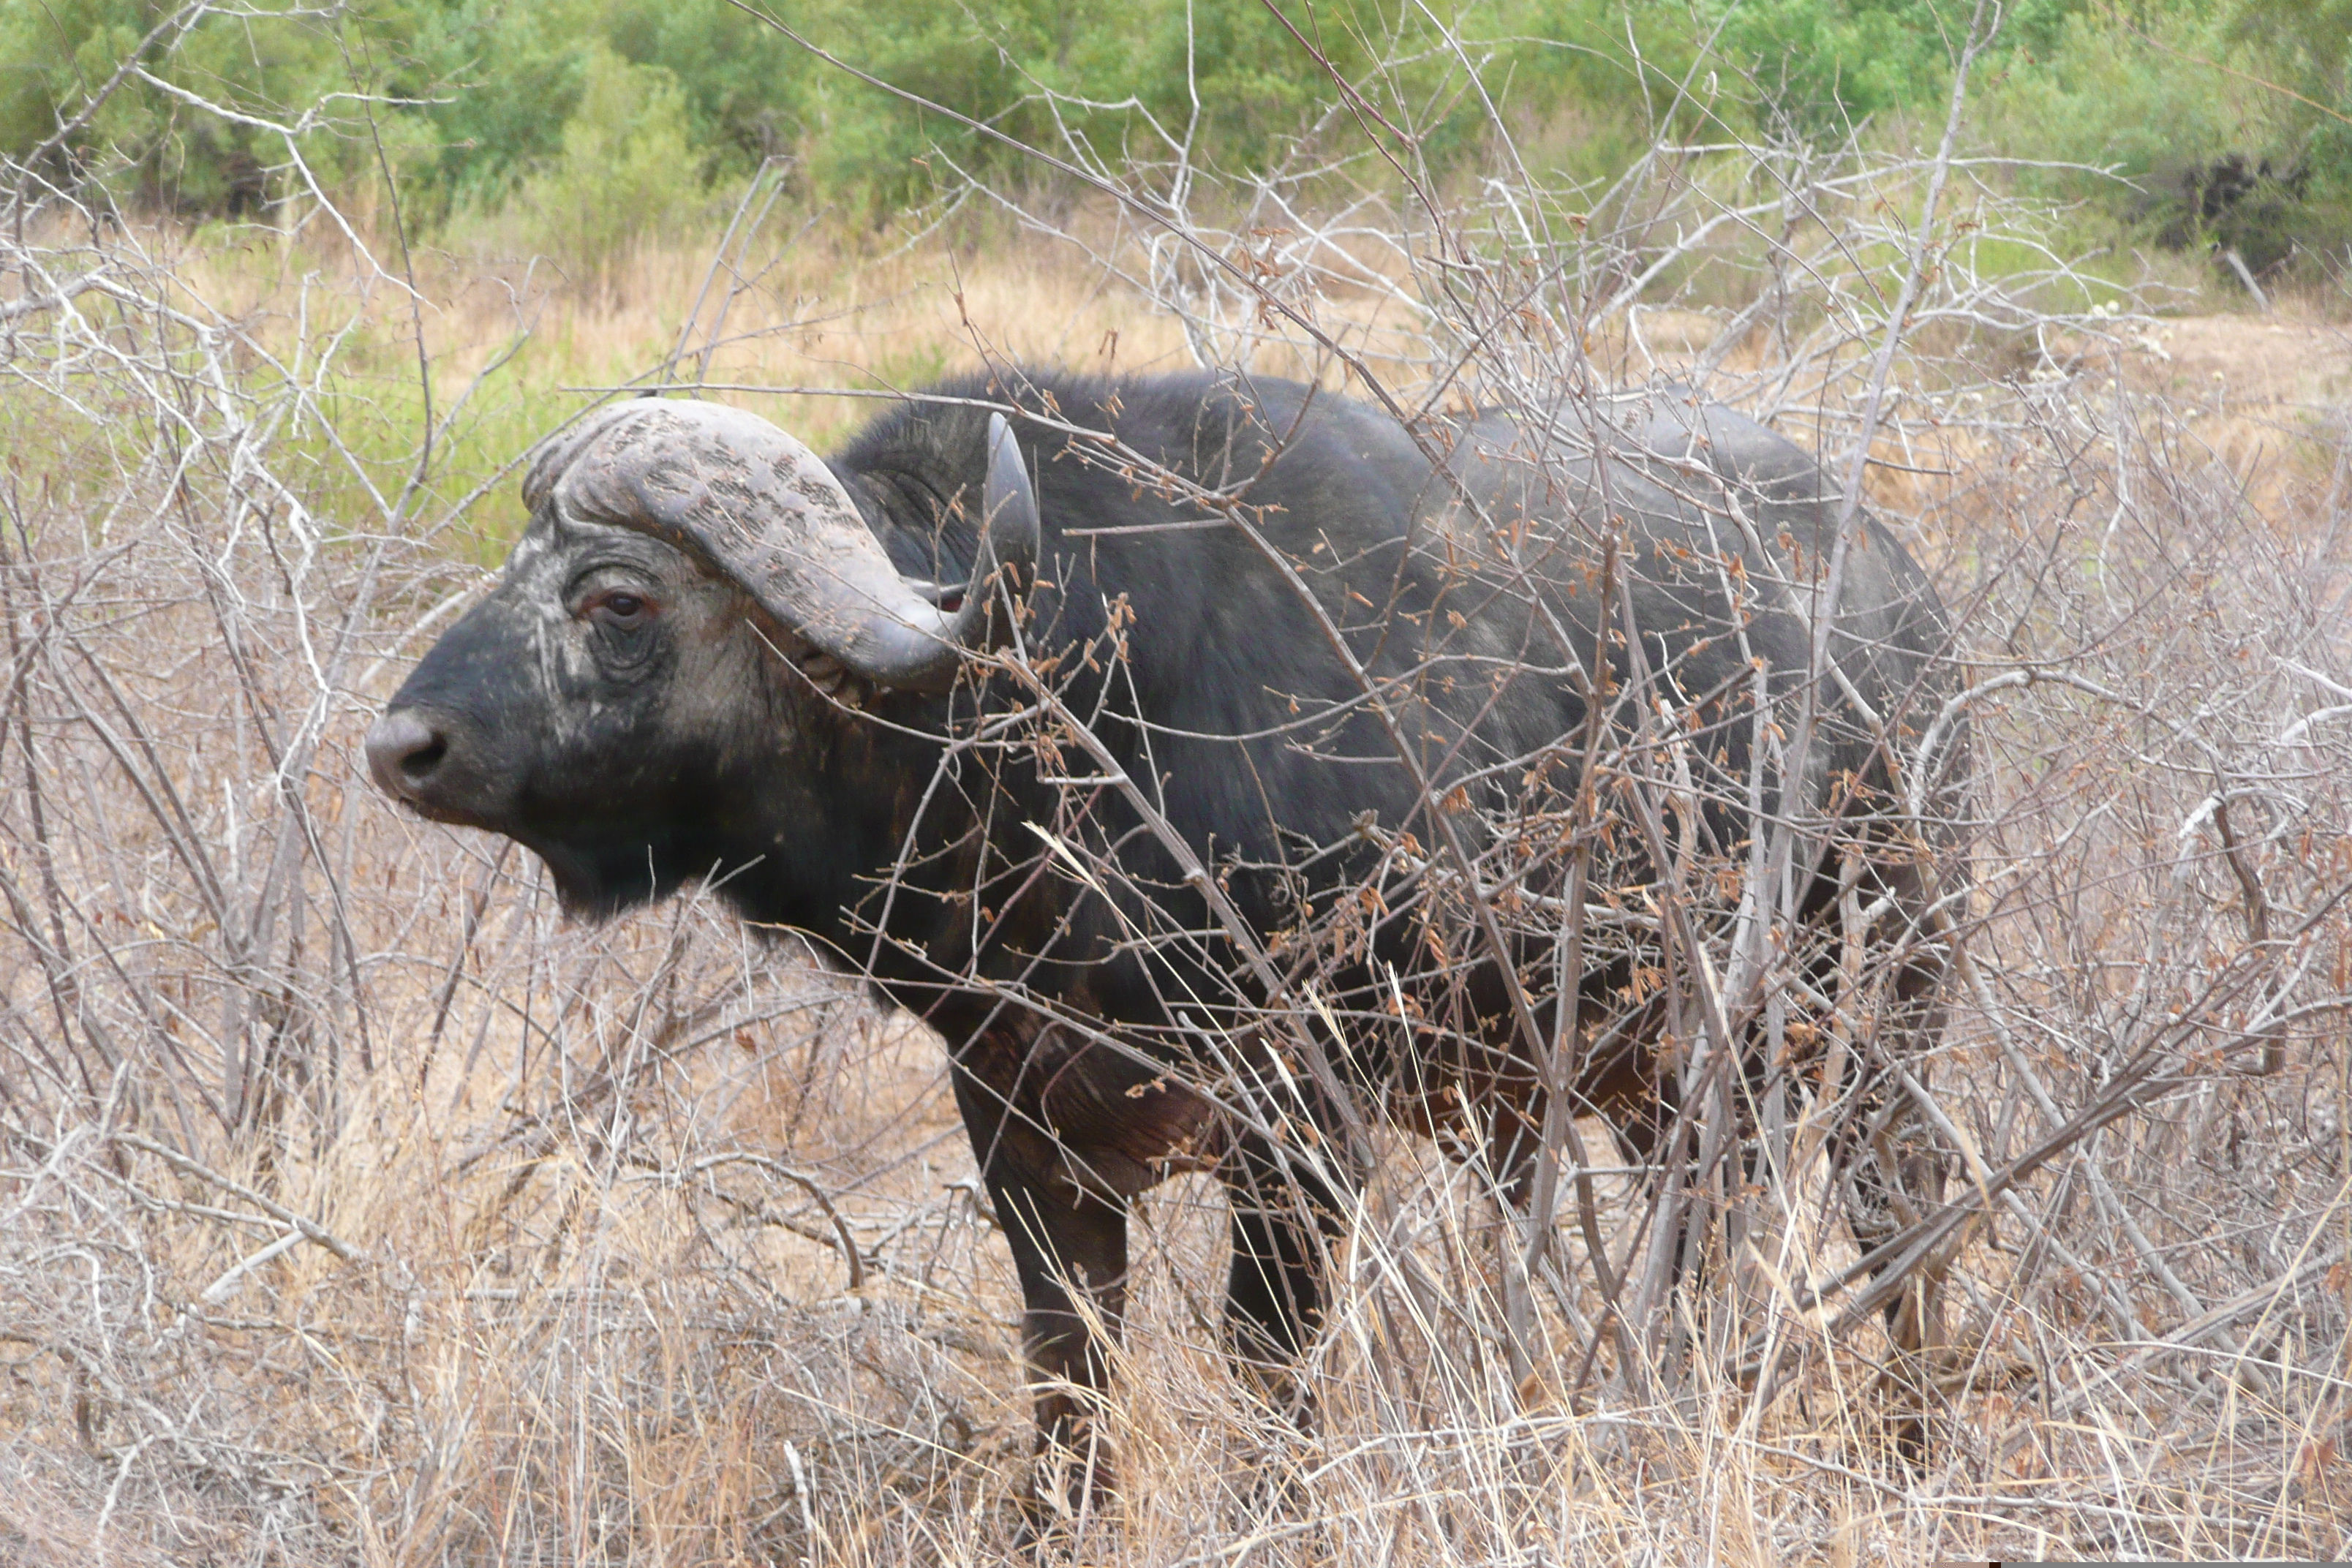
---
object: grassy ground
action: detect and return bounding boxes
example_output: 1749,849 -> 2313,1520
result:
0,195 -> 2348,1564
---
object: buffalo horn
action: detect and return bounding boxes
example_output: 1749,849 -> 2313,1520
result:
524,398 -> 1036,692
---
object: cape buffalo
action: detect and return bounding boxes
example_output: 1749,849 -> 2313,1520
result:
367,369 -> 1964,1519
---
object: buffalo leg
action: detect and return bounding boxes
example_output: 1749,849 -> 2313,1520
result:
1833,930 -> 1954,1468
1219,1129 -> 1352,1431
948,1063 -> 1130,1535
987,1166 -> 1129,1534
1834,1077 -> 1946,1465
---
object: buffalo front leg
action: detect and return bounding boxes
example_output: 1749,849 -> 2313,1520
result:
987,1167 -> 1130,1537
1218,1128 -> 1352,1432
947,1053 -> 1131,1539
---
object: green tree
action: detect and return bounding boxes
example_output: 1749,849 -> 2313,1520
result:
0,0 -> 399,214
2231,0 -> 2352,208
603,0 -> 803,169
512,41 -> 708,274
1703,0 -> 2089,137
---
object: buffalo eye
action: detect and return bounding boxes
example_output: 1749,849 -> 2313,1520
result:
584,589 -> 657,630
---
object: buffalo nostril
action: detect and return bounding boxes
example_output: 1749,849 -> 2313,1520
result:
402,733 -> 447,779
366,709 -> 451,802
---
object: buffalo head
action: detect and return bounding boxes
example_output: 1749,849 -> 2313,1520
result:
365,397 -> 1038,916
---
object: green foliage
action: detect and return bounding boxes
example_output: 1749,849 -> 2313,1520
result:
2231,0 -> 2352,102
510,43 -> 711,276
373,0 -> 803,222
0,0 -> 396,213
1698,0 -> 2091,136
0,0 -> 1677,227
0,0 -> 794,224
1978,4 -> 2253,181
603,0 -> 802,165
391,0 -> 595,216
5,0 -> 2348,288
788,0 -> 1043,216
2229,0 -> 2352,217
1974,1 -> 2351,280
785,0 -> 1685,215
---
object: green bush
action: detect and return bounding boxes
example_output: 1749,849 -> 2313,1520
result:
388,0 -> 802,224
1694,0 -> 2088,138
1974,1 -> 2352,287
508,43 -> 712,277
0,0 -> 1678,229
0,0 -> 398,214
2229,0 -> 2352,268
7,0 -> 2347,293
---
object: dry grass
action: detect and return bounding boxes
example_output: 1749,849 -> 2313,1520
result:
2,148 -> 2351,1567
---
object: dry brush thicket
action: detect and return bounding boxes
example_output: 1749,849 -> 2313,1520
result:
3,15 -> 2352,1565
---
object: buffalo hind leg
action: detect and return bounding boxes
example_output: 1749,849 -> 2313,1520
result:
1809,845 -> 1959,1468
1836,996 -> 1952,1468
